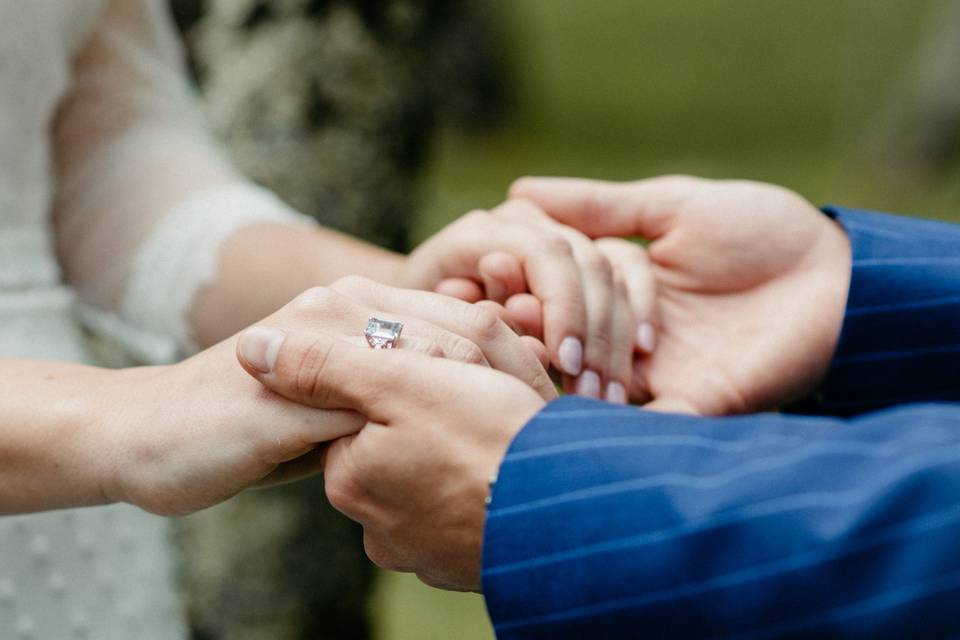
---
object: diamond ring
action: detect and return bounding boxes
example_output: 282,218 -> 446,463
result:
365,317 -> 404,350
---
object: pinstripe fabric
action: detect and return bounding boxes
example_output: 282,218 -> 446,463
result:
817,207 -> 960,414
482,210 -> 960,638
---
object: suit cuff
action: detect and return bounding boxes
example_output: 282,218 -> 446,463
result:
481,396 -> 665,637
806,207 -> 960,414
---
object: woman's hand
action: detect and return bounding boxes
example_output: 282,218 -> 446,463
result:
101,337 -> 361,516
402,200 -> 652,403
510,175 -> 852,415
101,277 -> 555,516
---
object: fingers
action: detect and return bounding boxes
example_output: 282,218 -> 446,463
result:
594,238 -> 658,354
557,232 -> 618,399
435,278 -> 484,302
238,327 -> 431,420
417,205 -> 589,378
509,175 -> 702,240
256,444 -> 331,487
604,277 -> 633,404
504,293 -> 543,337
280,285 -> 494,368
478,252 -> 524,303
494,204 -> 636,401
328,278 -> 556,401
519,336 -> 551,371
484,200 -> 591,378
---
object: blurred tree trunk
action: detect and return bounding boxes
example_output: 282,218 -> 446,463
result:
168,1 -> 505,639
872,0 -> 960,184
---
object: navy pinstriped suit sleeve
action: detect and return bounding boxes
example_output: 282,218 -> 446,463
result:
481,209 -> 960,638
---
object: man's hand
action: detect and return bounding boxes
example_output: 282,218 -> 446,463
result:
237,329 -> 547,591
509,175 -> 852,415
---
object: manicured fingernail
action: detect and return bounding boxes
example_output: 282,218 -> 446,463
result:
606,382 -> 628,405
239,327 -> 286,373
636,322 -> 656,353
558,337 -> 584,376
576,371 -> 601,399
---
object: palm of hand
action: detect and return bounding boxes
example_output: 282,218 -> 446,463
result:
633,183 -> 851,415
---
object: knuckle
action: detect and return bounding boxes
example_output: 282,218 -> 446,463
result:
583,251 -> 614,282
496,197 -> 544,220
649,175 -> 700,204
586,331 -> 614,363
462,304 -> 503,342
330,274 -> 375,295
363,535 -> 398,571
293,336 -> 335,402
290,286 -> 335,312
447,336 -> 486,366
324,466 -> 358,514
405,338 -> 445,359
324,477 -> 353,514
534,233 -> 573,257
417,572 -> 448,590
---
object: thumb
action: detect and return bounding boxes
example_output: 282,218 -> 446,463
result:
509,176 -> 693,240
236,326 -> 438,422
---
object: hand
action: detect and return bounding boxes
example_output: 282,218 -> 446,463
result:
402,199 -> 651,403
257,276 -> 557,401
237,328 -> 545,591
106,277 -> 554,516
510,175 -> 852,415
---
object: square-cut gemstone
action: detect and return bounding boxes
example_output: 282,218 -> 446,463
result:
365,317 -> 404,349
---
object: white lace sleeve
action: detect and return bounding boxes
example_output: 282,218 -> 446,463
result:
52,0 -> 315,364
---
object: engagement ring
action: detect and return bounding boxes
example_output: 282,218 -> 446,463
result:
365,317 -> 404,349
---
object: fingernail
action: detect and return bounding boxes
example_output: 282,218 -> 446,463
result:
239,327 -> 286,373
606,382 -> 628,405
576,371 -> 601,399
636,322 -> 656,354
558,337 -> 584,376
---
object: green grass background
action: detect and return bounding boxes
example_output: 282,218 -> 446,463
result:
377,1 -> 959,638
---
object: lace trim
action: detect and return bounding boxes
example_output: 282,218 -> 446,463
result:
91,183 -> 315,364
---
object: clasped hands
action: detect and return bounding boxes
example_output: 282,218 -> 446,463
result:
120,175 -> 850,592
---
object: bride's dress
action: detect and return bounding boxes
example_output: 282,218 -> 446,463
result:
0,1 -> 310,637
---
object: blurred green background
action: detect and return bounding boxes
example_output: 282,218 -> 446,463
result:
413,0 -> 960,247
380,1 -> 959,638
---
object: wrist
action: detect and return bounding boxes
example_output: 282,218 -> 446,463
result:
807,207 -> 960,413
42,365 -> 136,510
93,365 -> 171,510
814,218 -> 853,377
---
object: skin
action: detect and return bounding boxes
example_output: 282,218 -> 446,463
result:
509,175 -> 853,415
401,200 -> 646,400
240,175 -> 855,591
14,0 -> 649,518
238,329 -> 546,592
0,279 -> 553,516
192,199 -> 644,402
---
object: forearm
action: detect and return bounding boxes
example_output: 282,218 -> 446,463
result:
189,222 -> 405,347
52,0 -> 409,358
0,360 -> 123,514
